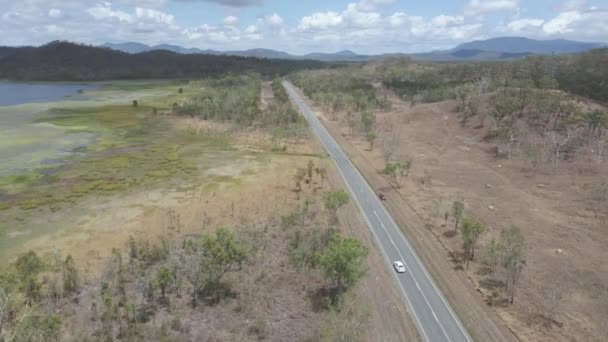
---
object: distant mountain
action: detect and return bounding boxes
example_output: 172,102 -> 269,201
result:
101,42 -> 373,61
97,37 -> 607,62
453,37 -> 605,54
223,48 -> 294,60
412,49 -> 532,61
100,42 -> 151,54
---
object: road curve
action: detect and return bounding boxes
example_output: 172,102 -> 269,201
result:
284,80 -> 473,342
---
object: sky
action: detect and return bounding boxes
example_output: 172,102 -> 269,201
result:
1,0 -> 607,54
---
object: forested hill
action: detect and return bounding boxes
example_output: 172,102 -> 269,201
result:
0,41 -> 327,81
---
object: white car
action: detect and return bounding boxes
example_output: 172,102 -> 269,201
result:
393,261 -> 406,273
300,99 -> 304,103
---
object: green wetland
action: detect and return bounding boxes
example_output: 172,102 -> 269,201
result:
0,80 -> 259,261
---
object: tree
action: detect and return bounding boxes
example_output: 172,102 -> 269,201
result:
454,83 -> 474,113
545,129 -> 574,169
461,217 -> 485,269
346,111 -> 356,137
452,201 -> 464,232
128,235 -> 138,260
381,128 -> 399,166
132,100 -> 138,107
23,277 -> 41,306
582,110 -> 608,137
366,131 -> 377,150
496,126 -> 521,159
540,286 -> 563,327
14,251 -> 44,282
483,238 -> 500,274
489,89 -> 518,129
155,267 -> 173,300
319,235 -> 368,305
293,168 -> 306,192
189,228 -> 246,305
360,111 -> 376,150
500,225 -> 526,303
62,255 -> 78,295
383,161 -> 411,189
323,190 -> 349,224
307,160 -> 315,184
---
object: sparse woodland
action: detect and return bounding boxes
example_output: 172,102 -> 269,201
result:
291,49 -> 608,341
0,74 -> 371,341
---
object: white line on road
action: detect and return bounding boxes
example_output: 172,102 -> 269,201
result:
373,210 -> 452,342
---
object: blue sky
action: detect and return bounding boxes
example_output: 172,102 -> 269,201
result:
1,0 -> 607,54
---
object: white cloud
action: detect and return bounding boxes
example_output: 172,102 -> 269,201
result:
45,24 -> 64,34
343,3 -> 381,27
265,13 -> 283,26
388,12 -> 405,27
298,11 -> 343,30
356,0 -> 396,11
48,9 -> 62,18
223,15 -> 238,25
465,0 -> 519,16
87,2 -> 133,23
542,11 -> 582,34
135,7 -> 174,25
561,0 -> 587,11
507,18 -> 544,32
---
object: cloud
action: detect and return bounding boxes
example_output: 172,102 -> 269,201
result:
48,9 -> 62,18
265,13 -> 283,26
223,15 -> 238,25
174,0 -> 263,7
135,7 -> 174,25
87,2 -> 133,23
542,11 -> 582,34
298,11 -> 343,30
356,0 -> 396,11
465,0 -> 519,16
507,18 -> 544,32
560,0 -> 587,11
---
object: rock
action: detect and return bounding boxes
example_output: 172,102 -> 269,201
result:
485,184 -> 493,188
537,184 -> 545,188
497,164 -> 502,168
488,205 -> 495,210
554,248 -> 568,256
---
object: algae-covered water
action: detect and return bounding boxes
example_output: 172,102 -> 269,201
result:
0,82 -> 103,176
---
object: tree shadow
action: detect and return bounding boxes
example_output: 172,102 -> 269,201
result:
476,265 -> 493,277
307,287 -> 333,313
443,230 -> 457,238
479,278 -> 504,291
200,282 -> 237,306
447,251 -> 464,271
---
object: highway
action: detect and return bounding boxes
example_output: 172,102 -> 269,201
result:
283,80 -> 472,342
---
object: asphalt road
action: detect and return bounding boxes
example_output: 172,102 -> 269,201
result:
283,81 -> 473,342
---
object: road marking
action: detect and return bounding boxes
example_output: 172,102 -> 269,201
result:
373,210 -> 452,342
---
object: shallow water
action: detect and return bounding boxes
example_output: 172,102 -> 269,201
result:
0,83 -> 100,176
0,82 -> 97,106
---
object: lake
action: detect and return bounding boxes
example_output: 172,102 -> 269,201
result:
0,82 -> 98,106
0,82 -> 101,176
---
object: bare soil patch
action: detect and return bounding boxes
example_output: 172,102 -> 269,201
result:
301,84 -> 608,341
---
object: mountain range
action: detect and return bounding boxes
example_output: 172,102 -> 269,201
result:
101,37 -> 606,62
